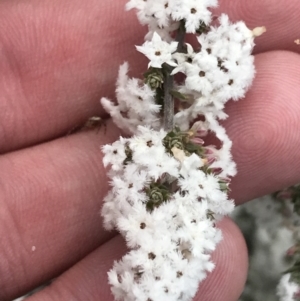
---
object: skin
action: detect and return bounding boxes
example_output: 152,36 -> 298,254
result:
0,0 -> 300,300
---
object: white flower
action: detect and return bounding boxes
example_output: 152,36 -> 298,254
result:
126,0 -> 182,41
101,62 -> 162,134
129,128 -> 180,180
102,138 -> 128,171
126,0 -> 171,27
170,0 -> 218,33
111,175 -> 148,206
184,52 -> 225,96
130,126 -> 167,149
146,0 -> 172,28
171,44 -> 196,75
136,32 -> 178,68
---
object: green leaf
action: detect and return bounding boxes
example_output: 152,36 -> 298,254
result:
170,90 -> 187,100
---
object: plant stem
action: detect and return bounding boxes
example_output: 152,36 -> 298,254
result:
176,20 -> 187,53
163,22 -> 186,132
163,71 -> 174,131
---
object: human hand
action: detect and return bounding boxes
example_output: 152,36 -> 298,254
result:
1,0 -> 300,300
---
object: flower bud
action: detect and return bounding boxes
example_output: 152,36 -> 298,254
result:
252,26 -> 266,37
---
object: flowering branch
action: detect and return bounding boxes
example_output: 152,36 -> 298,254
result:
100,1 -> 265,301
176,21 -> 187,53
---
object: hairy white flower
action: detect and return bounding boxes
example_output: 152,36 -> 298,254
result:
136,32 -> 178,68
129,127 -> 180,179
126,0 -> 181,41
172,43 -> 196,74
102,138 -> 128,172
146,0 -> 172,28
170,0 -> 218,33
101,62 -> 161,134
127,0 -> 170,27
184,52 -> 225,96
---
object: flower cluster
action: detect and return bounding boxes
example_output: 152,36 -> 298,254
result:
101,63 -> 162,135
100,0 -> 264,300
173,14 -> 265,130
102,125 -> 233,301
126,0 -> 217,41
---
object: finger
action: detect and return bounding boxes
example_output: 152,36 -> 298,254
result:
1,51 -> 300,298
0,121 -> 120,300
22,218 -> 248,301
0,0 -> 146,153
226,50 -> 300,203
214,0 -> 300,54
